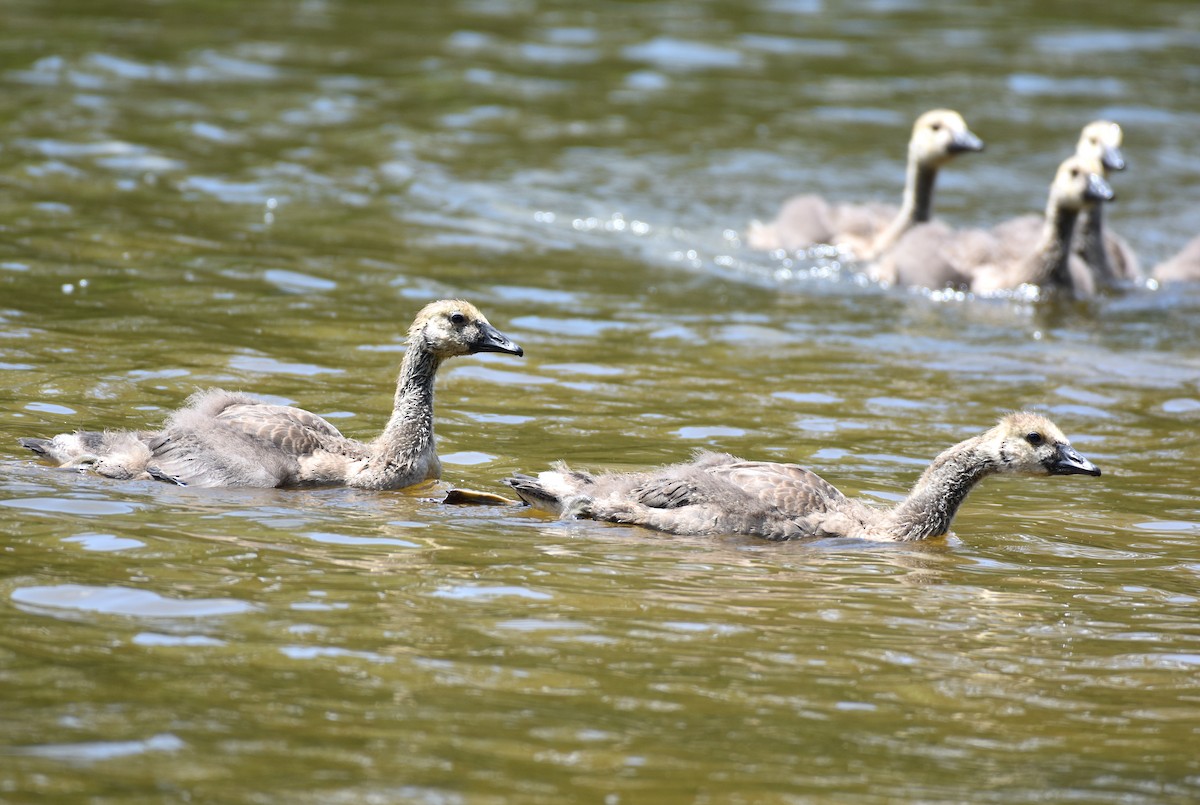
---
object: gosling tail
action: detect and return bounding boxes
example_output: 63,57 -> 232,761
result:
18,437 -> 54,457
505,474 -> 563,512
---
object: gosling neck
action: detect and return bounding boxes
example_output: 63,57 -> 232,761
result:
884,436 -> 998,541
370,338 -> 442,469
1030,195 -> 1083,288
907,159 -> 939,224
1077,205 -> 1115,282
870,159 -> 937,258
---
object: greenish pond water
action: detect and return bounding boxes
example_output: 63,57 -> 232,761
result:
2,0 -> 1199,801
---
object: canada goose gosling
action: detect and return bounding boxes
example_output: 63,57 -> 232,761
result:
1074,120 -> 1137,286
746,109 -> 983,259
19,300 -> 524,489
355,300 -> 524,490
1151,234 -> 1200,284
970,155 -> 1114,295
866,109 -> 985,259
506,412 -> 1100,542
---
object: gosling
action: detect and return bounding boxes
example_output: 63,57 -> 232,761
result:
964,155 -> 1114,297
19,300 -> 523,489
746,109 -> 984,260
505,412 -> 1100,542
1151,234 -> 1200,284
1074,120 -> 1139,285
989,121 -> 1138,289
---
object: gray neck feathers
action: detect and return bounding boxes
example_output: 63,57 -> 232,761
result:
871,160 -> 937,258
370,337 -> 441,469
1033,196 -> 1082,287
885,436 -> 997,540
1077,206 -> 1114,281
909,161 -> 938,223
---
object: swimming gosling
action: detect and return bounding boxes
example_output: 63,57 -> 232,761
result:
1151,234 -> 1200,284
964,155 -> 1114,296
505,412 -> 1100,541
19,300 -> 523,489
746,109 -> 984,260
1069,121 -> 1138,286
991,121 -> 1139,289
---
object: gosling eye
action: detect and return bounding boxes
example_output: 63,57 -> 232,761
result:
1025,432 -> 1044,446
449,312 -> 467,326
1069,168 -> 1080,178
930,122 -> 942,132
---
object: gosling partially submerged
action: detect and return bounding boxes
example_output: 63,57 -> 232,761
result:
1073,120 -> 1139,286
986,121 -> 1139,290
875,155 -> 1113,296
966,155 -> 1114,296
1151,234 -> 1200,284
746,109 -> 984,260
506,412 -> 1100,541
19,300 -> 524,489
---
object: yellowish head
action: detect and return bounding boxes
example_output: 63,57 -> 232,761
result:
408,299 -> 524,359
910,109 -> 985,167
1051,154 -> 1115,212
1076,120 -> 1125,173
987,412 -> 1100,477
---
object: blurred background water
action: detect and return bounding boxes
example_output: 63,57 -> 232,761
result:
1,0 -> 1199,801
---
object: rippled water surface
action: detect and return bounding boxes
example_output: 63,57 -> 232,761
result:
2,0 -> 1199,801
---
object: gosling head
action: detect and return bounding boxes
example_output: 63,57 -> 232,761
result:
408,299 -> 524,359
987,412 -> 1101,478
1076,120 -> 1125,173
1051,155 -> 1115,213
909,109 -> 985,168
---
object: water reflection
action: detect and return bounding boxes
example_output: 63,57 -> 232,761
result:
11,584 -> 255,619
2,0 -> 1200,800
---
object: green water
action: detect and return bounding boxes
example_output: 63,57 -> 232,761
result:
2,0 -> 1199,801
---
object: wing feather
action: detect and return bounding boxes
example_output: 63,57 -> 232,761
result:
215,403 -> 348,456
626,458 -> 844,518
632,477 -> 699,509
707,461 -> 845,517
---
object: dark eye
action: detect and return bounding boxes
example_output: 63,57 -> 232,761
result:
1025,432 -> 1043,446
930,122 -> 942,132
1070,168 -> 1080,178
449,312 -> 467,326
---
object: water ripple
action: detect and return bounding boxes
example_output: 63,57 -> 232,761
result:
11,584 -> 254,618
11,733 -> 185,762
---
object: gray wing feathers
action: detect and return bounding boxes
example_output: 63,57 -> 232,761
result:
709,461 -> 846,516
20,389 -> 371,488
750,195 -> 898,253
146,428 -> 300,487
829,201 -> 899,242
632,477 -> 700,509
146,390 -> 363,487
516,452 -> 855,540
214,403 -> 346,455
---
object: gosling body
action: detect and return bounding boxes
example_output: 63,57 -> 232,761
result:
874,156 -> 1112,295
1073,121 -> 1140,286
965,156 -> 1113,296
20,300 -> 523,489
747,109 -> 984,260
506,413 -> 1100,542
1151,234 -> 1200,284
987,121 -> 1138,290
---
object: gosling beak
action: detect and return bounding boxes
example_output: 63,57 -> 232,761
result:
1085,173 -> 1115,204
472,323 -> 524,357
1048,443 -> 1101,477
1101,144 -> 1125,172
948,130 -> 985,154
